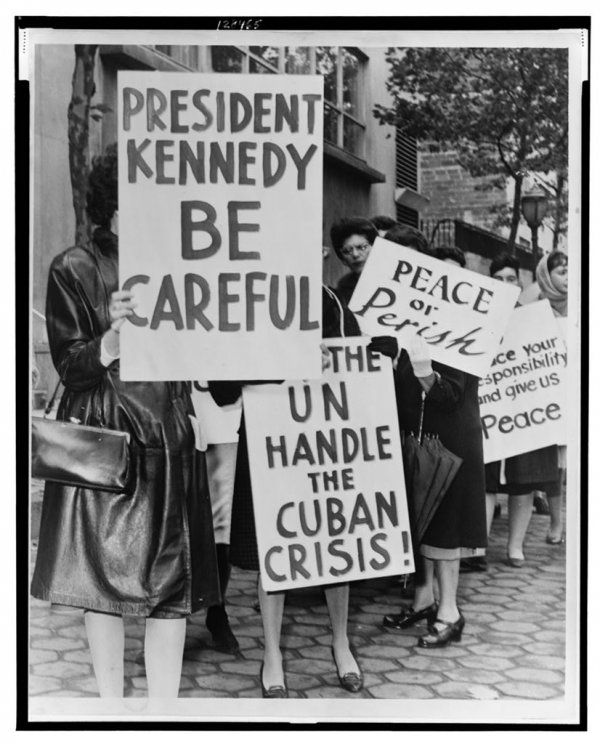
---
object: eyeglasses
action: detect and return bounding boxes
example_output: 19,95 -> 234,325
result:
339,242 -> 371,257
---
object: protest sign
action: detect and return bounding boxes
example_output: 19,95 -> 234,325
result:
242,338 -> 414,592
479,300 -> 568,462
117,72 -> 323,380
348,238 -> 520,377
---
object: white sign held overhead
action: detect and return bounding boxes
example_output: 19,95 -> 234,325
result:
348,238 -> 520,377
117,72 -> 324,381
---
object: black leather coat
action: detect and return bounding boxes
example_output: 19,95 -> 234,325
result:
31,229 -> 220,616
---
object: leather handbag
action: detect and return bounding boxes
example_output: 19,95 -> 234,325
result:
31,381 -> 132,494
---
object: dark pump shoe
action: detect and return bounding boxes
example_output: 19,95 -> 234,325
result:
205,604 -> 239,653
206,544 -> 240,653
260,662 -> 288,698
331,648 -> 363,693
382,602 -> 438,630
506,553 -> 525,568
459,556 -> 488,573
418,613 -> 465,648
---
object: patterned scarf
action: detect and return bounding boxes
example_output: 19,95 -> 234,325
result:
536,255 -> 568,317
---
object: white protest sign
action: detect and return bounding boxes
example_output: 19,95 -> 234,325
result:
117,72 -> 323,380
348,238 -> 520,377
242,338 -> 414,592
479,300 -> 568,462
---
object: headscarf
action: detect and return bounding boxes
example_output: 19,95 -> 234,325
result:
536,254 -> 568,317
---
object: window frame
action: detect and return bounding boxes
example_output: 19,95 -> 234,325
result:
209,45 -> 367,158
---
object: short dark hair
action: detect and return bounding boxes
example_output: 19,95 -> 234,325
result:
370,215 -> 397,232
489,252 -> 520,278
86,143 -> 118,228
330,218 -> 378,257
384,224 -> 429,254
435,245 -> 466,267
547,251 -> 568,273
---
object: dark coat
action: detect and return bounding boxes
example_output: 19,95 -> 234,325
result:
394,352 -> 487,550
335,271 -> 360,306
211,287 -> 361,571
485,447 -> 559,495
31,229 -> 220,617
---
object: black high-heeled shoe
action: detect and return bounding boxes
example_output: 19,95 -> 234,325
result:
260,662 -> 288,698
418,613 -> 465,648
331,647 -> 363,692
382,602 -> 438,630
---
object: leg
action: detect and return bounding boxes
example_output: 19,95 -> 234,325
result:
382,555 -> 436,629
324,583 -> 359,676
258,574 -> 286,689
84,611 -> 125,697
434,558 -> 460,623
144,617 -> 186,698
507,492 -> 534,562
546,469 -> 565,542
418,558 -> 464,647
205,443 -> 239,652
205,544 -> 239,652
485,492 -> 497,535
412,554 -> 436,610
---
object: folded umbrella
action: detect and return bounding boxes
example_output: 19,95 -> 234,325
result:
401,397 -> 463,546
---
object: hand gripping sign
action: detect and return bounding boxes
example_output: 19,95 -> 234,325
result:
242,338 -> 414,592
117,72 -> 323,381
478,300 -> 568,462
349,238 -> 520,377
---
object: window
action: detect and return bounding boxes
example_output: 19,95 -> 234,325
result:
209,45 -> 367,159
152,45 -> 200,70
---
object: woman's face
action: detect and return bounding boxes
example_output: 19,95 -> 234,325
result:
339,233 -> 373,274
550,262 -> 568,294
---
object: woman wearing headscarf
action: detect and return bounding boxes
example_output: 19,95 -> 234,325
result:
536,251 -> 569,544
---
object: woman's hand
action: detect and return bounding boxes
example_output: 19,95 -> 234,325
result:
103,290 -> 136,358
407,334 -> 434,379
109,290 -> 136,332
321,343 -> 332,372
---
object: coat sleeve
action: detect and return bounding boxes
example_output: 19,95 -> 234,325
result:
425,361 -> 468,413
45,252 -> 108,391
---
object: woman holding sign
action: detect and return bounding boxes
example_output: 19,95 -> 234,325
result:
382,234 -> 487,648
536,251 -> 568,544
31,146 -> 220,698
210,281 -> 398,697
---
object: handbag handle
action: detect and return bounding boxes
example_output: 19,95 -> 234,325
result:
323,285 -> 347,338
43,379 -> 63,418
417,389 -> 426,445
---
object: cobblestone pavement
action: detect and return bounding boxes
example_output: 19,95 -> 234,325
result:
29,488 -> 566,701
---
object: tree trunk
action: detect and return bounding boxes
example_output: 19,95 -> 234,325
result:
552,173 -> 566,252
67,45 -> 98,246
506,174 -> 523,253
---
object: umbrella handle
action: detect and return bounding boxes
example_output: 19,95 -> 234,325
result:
418,389 -> 426,445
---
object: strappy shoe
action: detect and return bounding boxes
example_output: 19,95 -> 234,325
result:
382,602 -> 438,630
260,662 -> 288,698
331,647 -> 363,692
418,613 -> 465,648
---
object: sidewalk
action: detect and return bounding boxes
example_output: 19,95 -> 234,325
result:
29,489 -> 566,700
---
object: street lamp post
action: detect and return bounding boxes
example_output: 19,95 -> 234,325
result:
521,190 -> 549,269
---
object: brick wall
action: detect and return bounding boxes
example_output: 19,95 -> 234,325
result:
419,150 -> 507,231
